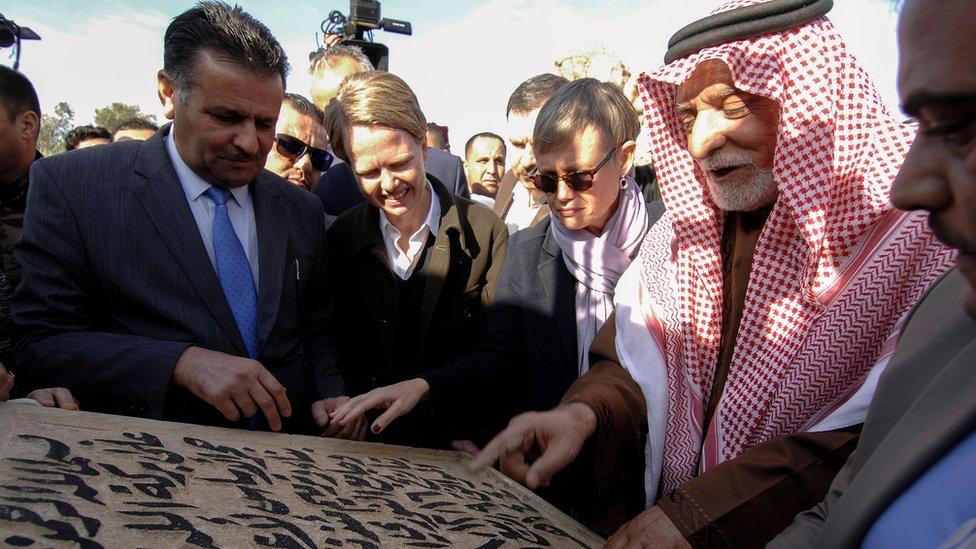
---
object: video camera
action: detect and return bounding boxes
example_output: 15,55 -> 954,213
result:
318,0 -> 412,71
0,13 -> 41,70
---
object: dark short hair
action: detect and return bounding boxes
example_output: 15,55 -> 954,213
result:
163,1 -> 289,98
0,66 -> 40,123
506,73 -> 568,117
113,118 -> 159,135
426,122 -> 449,149
64,125 -> 112,151
282,92 -> 323,124
464,132 -> 506,159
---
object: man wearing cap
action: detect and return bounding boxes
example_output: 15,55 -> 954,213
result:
473,0 -> 955,545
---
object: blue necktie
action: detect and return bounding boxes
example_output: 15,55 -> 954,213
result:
205,186 -> 259,359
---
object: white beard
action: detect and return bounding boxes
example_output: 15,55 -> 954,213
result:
706,166 -> 777,212
698,151 -> 777,212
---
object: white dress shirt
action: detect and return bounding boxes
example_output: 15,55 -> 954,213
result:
379,181 -> 441,280
469,192 -> 496,210
505,181 -> 546,234
165,129 -> 260,286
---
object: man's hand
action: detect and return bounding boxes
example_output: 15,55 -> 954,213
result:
606,506 -> 691,549
0,363 -> 12,401
451,440 -> 481,456
312,396 -> 368,440
27,387 -> 80,410
323,33 -> 345,48
470,402 -> 597,490
0,363 -> 80,410
329,378 -> 430,436
172,346 -> 292,431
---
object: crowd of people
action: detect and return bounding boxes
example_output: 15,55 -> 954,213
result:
0,0 -> 973,546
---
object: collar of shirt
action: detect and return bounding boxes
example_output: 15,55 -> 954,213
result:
506,182 -> 545,233
378,180 -> 441,279
165,128 -> 250,208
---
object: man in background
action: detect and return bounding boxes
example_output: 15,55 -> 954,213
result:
309,44 -> 374,111
112,118 -> 159,142
463,132 -> 506,209
64,124 -> 111,150
425,122 -> 450,152
494,73 -> 567,232
264,93 -> 332,192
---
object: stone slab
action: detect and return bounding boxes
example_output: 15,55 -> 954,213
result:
0,402 -> 603,548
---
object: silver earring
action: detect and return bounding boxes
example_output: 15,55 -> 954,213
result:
619,176 -> 627,189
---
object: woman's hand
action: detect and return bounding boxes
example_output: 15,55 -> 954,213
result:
27,387 -> 80,410
330,378 -> 431,436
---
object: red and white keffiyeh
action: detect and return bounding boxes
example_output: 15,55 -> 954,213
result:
616,0 -> 954,502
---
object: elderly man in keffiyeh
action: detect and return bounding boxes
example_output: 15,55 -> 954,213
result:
474,0 -> 956,545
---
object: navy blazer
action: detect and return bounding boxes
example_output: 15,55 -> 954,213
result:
422,201 -> 665,422
12,126 -> 342,433
422,216 -> 579,419
315,147 -> 470,216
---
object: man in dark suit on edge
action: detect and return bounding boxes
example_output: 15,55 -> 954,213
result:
771,0 -> 976,546
12,2 -> 343,435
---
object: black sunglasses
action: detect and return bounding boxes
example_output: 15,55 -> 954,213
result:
275,134 -> 334,172
529,144 -> 619,194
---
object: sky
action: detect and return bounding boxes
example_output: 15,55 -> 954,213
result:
3,0 -> 901,156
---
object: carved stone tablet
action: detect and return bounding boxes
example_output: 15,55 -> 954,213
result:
0,403 -> 603,548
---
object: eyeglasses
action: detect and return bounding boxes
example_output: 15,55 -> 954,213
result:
275,134 -> 334,172
529,144 -> 619,194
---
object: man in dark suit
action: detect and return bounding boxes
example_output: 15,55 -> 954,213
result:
770,0 -> 976,546
493,74 -> 567,232
316,145 -> 469,216
12,2 -> 342,435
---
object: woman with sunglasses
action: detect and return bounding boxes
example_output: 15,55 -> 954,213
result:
330,78 -> 655,532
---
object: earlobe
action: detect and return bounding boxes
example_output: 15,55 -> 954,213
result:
619,139 -> 638,174
157,71 -> 176,120
20,111 -> 39,140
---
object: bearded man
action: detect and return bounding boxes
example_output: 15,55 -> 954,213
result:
473,0 -> 955,545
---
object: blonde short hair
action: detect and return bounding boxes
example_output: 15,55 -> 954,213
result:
308,44 -> 373,76
324,71 -> 427,162
533,78 -> 640,156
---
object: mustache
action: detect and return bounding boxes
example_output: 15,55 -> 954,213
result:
216,150 -> 263,162
698,150 -> 756,171
929,214 -> 975,255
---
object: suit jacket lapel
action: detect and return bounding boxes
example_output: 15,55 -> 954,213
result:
540,225 -> 579,376
252,174 -> 288,349
130,129 -> 248,355
834,341 -> 976,545
419,181 -> 456,345
825,273 -> 976,544
493,170 -> 517,219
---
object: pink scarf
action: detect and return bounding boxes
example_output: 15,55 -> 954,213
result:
616,0 -> 954,502
550,178 -> 650,374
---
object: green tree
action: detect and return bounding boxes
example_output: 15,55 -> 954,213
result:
37,101 -> 75,156
93,102 -> 157,133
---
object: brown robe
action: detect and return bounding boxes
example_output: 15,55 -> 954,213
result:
563,209 -> 860,546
